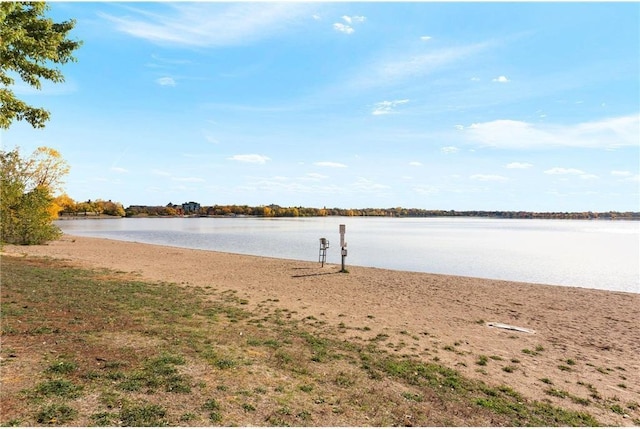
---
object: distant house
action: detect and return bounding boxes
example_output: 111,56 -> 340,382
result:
182,201 -> 201,214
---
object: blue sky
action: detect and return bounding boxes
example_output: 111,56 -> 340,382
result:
2,2 -> 639,211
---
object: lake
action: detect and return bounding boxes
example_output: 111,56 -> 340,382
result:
55,217 -> 639,293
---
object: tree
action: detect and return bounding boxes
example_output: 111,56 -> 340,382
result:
1,2 -> 82,129
53,193 -> 77,216
0,146 -> 69,244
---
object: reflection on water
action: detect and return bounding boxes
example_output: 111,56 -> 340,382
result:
56,217 -> 639,293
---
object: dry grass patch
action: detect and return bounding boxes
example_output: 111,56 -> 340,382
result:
1,256 -> 603,426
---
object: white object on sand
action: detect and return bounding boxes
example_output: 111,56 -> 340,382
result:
487,322 -> 535,334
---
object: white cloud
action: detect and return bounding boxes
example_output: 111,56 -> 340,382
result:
355,41 -> 492,89
470,174 -> 508,182
441,146 -> 459,154
101,3 -> 315,47
544,167 -> 585,175
228,154 -> 271,164
611,170 -> 632,176
409,161 -> 422,167
544,168 -> 597,180
305,172 -> 328,180
111,167 -> 128,173
333,22 -> 354,34
372,99 -> 409,115
413,185 -> 439,195
151,169 -> 172,177
342,15 -> 366,24
463,114 -> 639,149
172,176 -> 205,183
351,177 -> 390,192
420,35 -> 432,41
314,161 -> 347,168
156,77 -> 176,86
492,75 -> 510,83
506,162 -> 533,169
611,171 -> 640,182
470,77 -> 481,82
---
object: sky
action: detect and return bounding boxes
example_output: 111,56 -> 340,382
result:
2,1 -> 639,212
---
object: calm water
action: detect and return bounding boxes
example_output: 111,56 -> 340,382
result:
56,217 -> 639,293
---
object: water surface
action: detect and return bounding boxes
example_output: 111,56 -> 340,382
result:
56,217 -> 639,293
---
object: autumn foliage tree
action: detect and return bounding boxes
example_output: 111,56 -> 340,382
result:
0,146 -> 69,244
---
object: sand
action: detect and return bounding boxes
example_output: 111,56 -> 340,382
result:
3,234 -> 639,425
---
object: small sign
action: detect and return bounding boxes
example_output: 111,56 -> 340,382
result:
339,224 -> 346,247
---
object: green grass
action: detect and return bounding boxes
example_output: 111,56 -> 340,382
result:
33,379 -> 83,399
0,255 -> 608,427
476,355 -> 488,366
35,404 -> 77,425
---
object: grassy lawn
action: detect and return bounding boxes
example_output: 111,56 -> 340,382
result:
1,255 -> 600,426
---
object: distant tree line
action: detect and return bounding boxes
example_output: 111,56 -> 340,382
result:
123,203 -> 639,220
57,196 -> 125,217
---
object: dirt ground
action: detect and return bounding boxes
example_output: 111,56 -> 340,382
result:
3,234 -> 639,426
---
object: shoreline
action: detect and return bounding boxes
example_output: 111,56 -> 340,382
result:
3,234 -> 639,425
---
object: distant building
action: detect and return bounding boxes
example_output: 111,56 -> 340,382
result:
182,201 -> 201,214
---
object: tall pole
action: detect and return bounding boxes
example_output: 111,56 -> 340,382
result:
339,224 -> 347,272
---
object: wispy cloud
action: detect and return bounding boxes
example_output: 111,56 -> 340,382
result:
172,176 -> 206,183
544,167 -> 586,175
228,154 -> 271,164
470,174 -> 508,182
111,167 -> 128,174
441,146 -> 459,154
151,169 -> 172,177
101,3 -> 315,47
342,15 -> 366,24
304,172 -> 328,180
492,75 -> 510,83
611,170 -> 633,177
409,161 -> 423,167
413,185 -> 439,195
351,177 -> 390,192
372,99 -> 409,115
203,133 -> 219,144
463,114 -> 639,149
545,167 -> 598,180
506,162 -> 533,169
354,41 -> 492,89
314,161 -> 347,168
156,77 -> 176,86
420,35 -> 432,41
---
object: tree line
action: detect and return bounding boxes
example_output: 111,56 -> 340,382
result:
123,204 -> 639,220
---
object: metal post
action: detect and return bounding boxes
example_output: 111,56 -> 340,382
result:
339,224 -> 347,272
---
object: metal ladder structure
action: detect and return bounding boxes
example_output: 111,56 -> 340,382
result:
318,238 -> 329,267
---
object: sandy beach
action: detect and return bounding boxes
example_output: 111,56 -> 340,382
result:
3,234 -> 639,426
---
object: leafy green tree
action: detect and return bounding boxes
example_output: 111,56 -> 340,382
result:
1,2 -> 82,128
9,186 -> 61,244
0,147 -> 68,244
